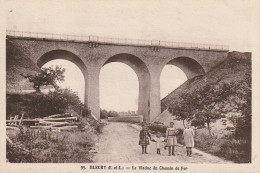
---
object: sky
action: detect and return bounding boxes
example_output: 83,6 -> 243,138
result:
6,0 -> 252,111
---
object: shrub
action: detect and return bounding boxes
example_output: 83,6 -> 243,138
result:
149,123 -> 167,135
100,109 -> 108,119
7,142 -> 33,162
216,137 -> 251,163
6,89 -> 91,119
7,128 -> 95,163
192,128 -> 251,163
194,129 -> 221,152
95,123 -> 105,133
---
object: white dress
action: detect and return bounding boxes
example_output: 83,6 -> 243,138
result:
183,128 -> 194,147
153,137 -> 164,149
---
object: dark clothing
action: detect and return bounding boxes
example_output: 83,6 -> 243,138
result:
139,129 -> 151,146
168,146 -> 175,156
157,148 -> 161,154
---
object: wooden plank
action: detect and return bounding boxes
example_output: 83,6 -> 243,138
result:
38,119 -> 80,126
6,119 -> 40,123
6,126 -> 20,131
30,125 -> 78,130
39,119 -> 65,125
44,113 -> 72,119
51,123 -> 81,127
91,112 -> 98,121
6,136 -> 13,144
43,117 -> 77,121
6,117 -> 77,123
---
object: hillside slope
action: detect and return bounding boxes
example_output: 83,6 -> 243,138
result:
6,39 -> 41,93
161,51 -> 251,112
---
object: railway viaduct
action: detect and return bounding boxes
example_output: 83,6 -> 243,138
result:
6,31 -> 229,122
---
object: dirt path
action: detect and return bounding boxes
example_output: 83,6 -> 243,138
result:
93,122 -> 231,163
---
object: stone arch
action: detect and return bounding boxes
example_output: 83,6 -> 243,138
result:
37,49 -> 88,103
101,53 -> 151,121
164,56 -> 205,79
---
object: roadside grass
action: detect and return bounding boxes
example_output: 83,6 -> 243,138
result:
7,127 -> 97,163
148,123 -> 251,163
194,129 -> 251,163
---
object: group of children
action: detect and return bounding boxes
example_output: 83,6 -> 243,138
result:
139,122 -> 194,157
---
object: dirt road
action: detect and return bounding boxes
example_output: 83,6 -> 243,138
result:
93,122 -> 231,163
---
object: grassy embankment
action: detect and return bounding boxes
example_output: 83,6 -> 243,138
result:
154,52 -> 251,163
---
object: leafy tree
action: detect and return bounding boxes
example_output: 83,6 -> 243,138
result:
107,110 -> 120,117
168,92 -> 195,128
220,76 -> 251,140
169,82 -> 232,135
100,109 -> 120,119
7,87 -> 91,119
190,83 -> 232,135
21,66 -> 65,93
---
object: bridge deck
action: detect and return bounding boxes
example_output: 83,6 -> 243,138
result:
6,30 -> 229,51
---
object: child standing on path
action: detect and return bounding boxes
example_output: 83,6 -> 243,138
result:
183,123 -> 195,157
152,132 -> 165,154
166,122 -> 178,156
139,124 -> 151,154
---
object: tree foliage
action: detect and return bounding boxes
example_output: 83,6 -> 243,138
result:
21,66 -> 65,93
7,88 -> 90,119
100,109 -> 120,119
221,75 -> 251,140
169,82 -> 232,135
168,93 -> 196,128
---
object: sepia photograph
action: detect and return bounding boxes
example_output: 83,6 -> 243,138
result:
1,0 -> 260,172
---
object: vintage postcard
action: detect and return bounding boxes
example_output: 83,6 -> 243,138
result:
0,0 -> 260,172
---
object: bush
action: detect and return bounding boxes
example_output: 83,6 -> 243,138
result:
7,128 -> 95,163
194,129 -> 221,152
149,123 -> 167,135
95,123 -> 105,133
216,137 -> 251,163
193,128 -> 251,163
100,109 -> 108,119
6,89 -> 91,119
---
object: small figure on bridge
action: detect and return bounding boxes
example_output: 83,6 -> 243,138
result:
166,122 -> 178,156
183,123 -> 195,157
151,132 -> 165,154
139,123 -> 151,154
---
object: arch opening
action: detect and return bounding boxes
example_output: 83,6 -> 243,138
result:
37,50 -> 87,76
100,62 -> 138,113
167,57 -> 205,79
160,56 -> 205,111
37,50 -> 87,103
101,53 -> 151,121
160,65 -> 187,99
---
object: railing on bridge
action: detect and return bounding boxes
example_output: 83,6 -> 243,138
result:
6,30 -> 229,51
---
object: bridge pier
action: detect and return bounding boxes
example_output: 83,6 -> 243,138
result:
138,74 -> 150,122
86,67 -> 100,120
149,70 -> 161,122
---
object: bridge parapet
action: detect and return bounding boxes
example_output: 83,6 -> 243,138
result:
6,30 -> 229,51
